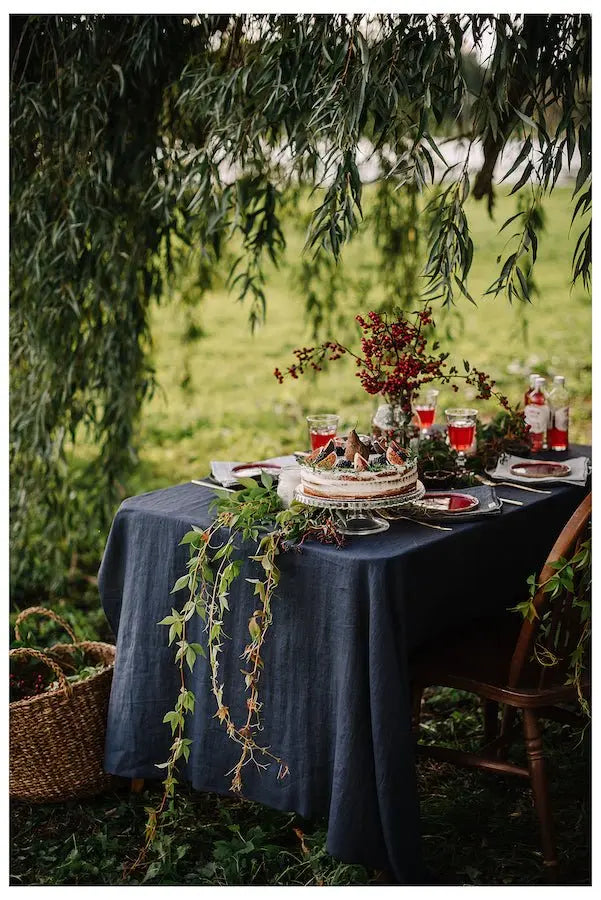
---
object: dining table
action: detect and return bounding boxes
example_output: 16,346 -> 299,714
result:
98,444 -> 591,884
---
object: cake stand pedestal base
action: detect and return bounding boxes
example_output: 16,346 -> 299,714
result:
293,481 -> 426,536
333,512 -> 390,535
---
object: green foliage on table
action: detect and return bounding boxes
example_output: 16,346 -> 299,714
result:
10,14 -> 591,599
415,409 -> 529,481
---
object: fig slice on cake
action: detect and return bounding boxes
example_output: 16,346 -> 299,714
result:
315,451 -> 338,469
353,452 -> 370,471
308,439 -> 336,464
388,439 -> 409,457
386,443 -> 409,466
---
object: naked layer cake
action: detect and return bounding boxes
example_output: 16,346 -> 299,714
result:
298,430 -> 418,501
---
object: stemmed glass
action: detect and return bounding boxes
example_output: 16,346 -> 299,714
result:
445,408 -> 478,470
414,389 -> 439,437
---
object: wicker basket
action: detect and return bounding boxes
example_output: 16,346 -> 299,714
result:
10,606 -> 117,803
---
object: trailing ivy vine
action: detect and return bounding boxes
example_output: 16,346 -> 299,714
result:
135,475 -> 343,867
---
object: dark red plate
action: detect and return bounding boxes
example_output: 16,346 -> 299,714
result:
419,492 -> 480,513
510,461 -> 571,479
231,462 -> 281,479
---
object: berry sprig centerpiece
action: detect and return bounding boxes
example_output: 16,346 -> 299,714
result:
274,308 -> 511,446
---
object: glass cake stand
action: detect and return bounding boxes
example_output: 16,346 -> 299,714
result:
293,481 -> 426,535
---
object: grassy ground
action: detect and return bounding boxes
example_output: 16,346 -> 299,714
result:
10,185 -> 591,885
131,185 -> 591,496
11,690 -> 590,885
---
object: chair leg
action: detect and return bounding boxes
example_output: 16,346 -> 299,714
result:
411,684 -> 424,733
522,709 -> 558,880
483,700 -> 499,744
497,706 -> 517,760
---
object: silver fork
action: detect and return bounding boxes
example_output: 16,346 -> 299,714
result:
191,479 -> 236,493
380,512 -> 453,531
474,473 -> 552,495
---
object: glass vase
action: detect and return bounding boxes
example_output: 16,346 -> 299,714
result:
371,402 -> 412,448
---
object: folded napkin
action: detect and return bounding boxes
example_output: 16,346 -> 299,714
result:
490,454 -> 591,487
210,455 -> 298,488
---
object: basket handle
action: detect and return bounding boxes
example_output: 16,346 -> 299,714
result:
10,647 -> 71,694
14,606 -> 77,644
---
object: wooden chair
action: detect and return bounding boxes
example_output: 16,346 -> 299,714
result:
410,493 -> 591,881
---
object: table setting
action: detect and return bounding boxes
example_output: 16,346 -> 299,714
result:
98,308 -> 591,883
196,437 -> 588,532
488,453 -> 591,485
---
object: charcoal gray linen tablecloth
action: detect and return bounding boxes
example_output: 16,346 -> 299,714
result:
98,445 -> 590,883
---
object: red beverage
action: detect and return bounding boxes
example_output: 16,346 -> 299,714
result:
548,426 -> 568,451
448,422 -> 475,452
547,375 -> 569,451
524,377 -> 549,453
415,406 -> 435,429
307,414 -> 339,451
310,429 -> 336,451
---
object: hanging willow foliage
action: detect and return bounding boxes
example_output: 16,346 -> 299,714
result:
10,13 -> 591,595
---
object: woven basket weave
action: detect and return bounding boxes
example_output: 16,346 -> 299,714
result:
10,607 -> 116,803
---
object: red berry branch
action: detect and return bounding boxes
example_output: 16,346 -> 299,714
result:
275,308 -> 512,414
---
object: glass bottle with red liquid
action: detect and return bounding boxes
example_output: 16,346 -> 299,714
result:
547,375 -> 569,451
524,376 -> 549,453
524,373 -> 539,407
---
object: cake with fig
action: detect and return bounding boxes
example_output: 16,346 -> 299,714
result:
298,431 -> 418,501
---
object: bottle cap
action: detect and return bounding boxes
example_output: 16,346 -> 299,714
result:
553,375 -> 565,386
534,376 -> 546,390
529,373 -> 539,387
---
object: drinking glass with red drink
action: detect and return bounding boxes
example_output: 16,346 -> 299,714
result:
445,408 -> 478,469
307,414 -> 339,451
414,388 -> 439,436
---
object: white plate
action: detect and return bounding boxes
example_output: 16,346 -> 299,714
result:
231,462 -> 282,479
416,492 -> 480,514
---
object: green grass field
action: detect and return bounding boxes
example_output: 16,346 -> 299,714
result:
131,186 -> 590,495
